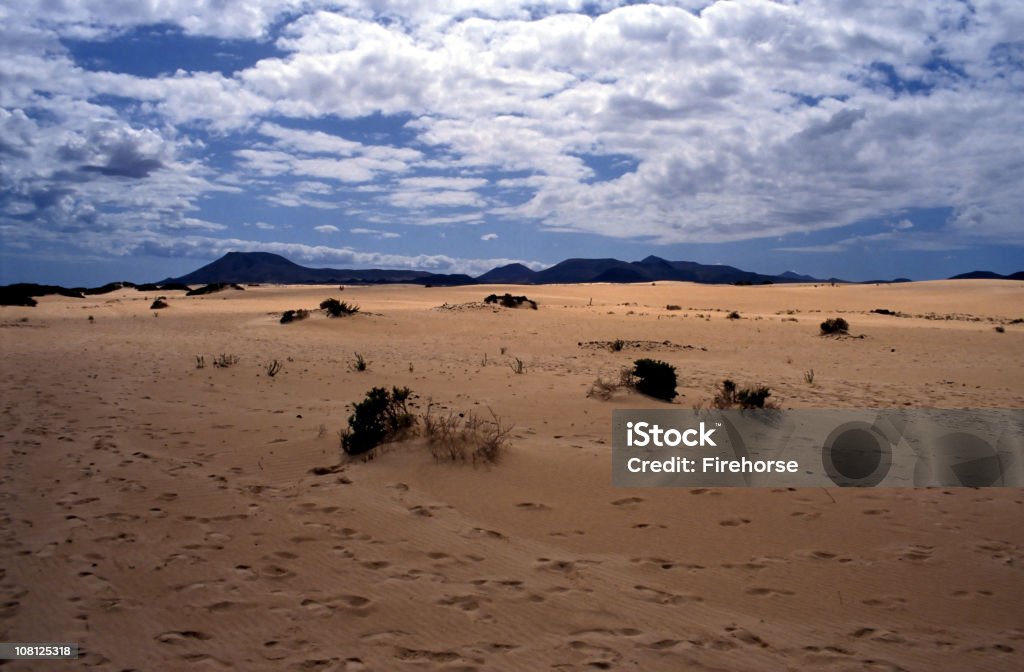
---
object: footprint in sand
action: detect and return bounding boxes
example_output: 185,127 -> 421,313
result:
515,502 -> 551,511
719,517 -> 751,527
896,544 -> 934,562
633,584 -> 703,605
155,630 -> 212,644
746,587 -> 795,597
611,497 -> 644,506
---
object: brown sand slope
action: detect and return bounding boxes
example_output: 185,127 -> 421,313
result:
1,281 -> 1022,670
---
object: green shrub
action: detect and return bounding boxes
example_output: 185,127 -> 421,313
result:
820,317 -> 849,335
341,387 -> 415,456
632,358 -> 677,401
320,298 -> 359,318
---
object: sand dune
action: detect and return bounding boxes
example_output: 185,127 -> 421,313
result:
1,281 -> 1022,670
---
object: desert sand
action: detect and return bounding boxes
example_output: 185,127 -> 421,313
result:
1,280 -> 1022,671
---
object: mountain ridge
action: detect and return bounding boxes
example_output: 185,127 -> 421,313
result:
157,252 -> 1024,286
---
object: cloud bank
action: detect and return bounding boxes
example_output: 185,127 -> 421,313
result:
1,1 -> 1022,280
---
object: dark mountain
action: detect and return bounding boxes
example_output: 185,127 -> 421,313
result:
156,251 -> 842,288
164,251 -> 433,285
476,263 -> 537,284
533,258 -> 635,283
949,270 -> 1024,280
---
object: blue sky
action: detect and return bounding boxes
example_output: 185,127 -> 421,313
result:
1,1 -> 1022,285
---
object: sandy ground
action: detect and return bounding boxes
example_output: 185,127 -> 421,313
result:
1,280 -> 1022,671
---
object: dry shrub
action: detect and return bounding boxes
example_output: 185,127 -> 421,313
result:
587,367 -> 636,400
422,404 -> 511,465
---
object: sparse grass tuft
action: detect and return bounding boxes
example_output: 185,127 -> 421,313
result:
587,366 -> 638,400
509,357 -> 526,374
265,359 -> 282,377
610,338 -> 625,352
666,304 -> 682,311
351,352 -> 368,372
212,353 -> 239,368
195,355 -> 205,369
727,310 -> 741,320
422,404 -> 511,465
803,368 -> 815,385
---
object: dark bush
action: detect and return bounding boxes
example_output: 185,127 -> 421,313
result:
727,311 -> 741,320
632,358 -> 677,402
280,308 -> 310,324
820,317 -> 849,335
737,385 -> 773,409
484,293 -> 537,310
712,379 -> 775,409
342,387 -> 416,456
320,298 -> 360,317
150,297 -> 169,310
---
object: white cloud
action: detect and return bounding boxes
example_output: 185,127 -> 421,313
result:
351,227 -> 401,239
314,224 -> 339,233
481,232 -> 498,241
3,0 -> 1024,265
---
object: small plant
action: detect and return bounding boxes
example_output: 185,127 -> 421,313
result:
422,404 -> 511,465
587,376 -> 620,400
265,359 -> 282,377
737,385 -> 773,409
280,309 -> 310,324
610,339 -> 625,352
803,369 -> 815,385
480,352 -> 488,367
213,353 -> 239,368
727,311 -> 741,320
351,352 -> 368,372
88,315 -> 95,323
820,317 -> 849,335
151,297 -> 169,310
195,355 -> 206,369
587,366 -> 637,400
484,293 -> 538,309
341,386 -> 416,456
509,357 -> 526,374
320,298 -> 360,318
994,325 -> 1005,333
409,362 -> 415,373
666,304 -> 682,311
632,358 -> 677,402
712,379 -> 776,409
500,346 -> 508,355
